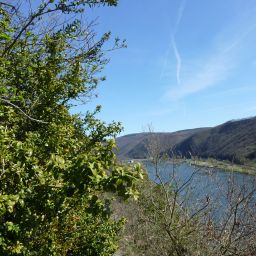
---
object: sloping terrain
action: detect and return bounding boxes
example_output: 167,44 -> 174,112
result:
174,117 -> 256,163
116,128 -> 210,159
117,117 -> 256,163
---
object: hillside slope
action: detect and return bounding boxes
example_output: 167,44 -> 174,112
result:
117,117 -> 256,163
116,128 -> 210,159
174,117 -> 256,163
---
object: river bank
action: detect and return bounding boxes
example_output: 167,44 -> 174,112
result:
124,158 -> 256,176
186,158 -> 256,176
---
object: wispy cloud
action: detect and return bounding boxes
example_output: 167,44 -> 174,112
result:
165,17 -> 256,101
172,0 -> 186,85
175,0 -> 187,32
197,102 -> 256,117
202,85 -> 256,99
171,36 -> 181,84
166,52 -> 233,100
160,0 -> 186,83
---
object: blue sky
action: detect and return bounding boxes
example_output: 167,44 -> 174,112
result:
72,0 -> 256,135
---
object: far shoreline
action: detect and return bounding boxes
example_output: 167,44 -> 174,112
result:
186,158 -> 256,176
123,158 -> 256,176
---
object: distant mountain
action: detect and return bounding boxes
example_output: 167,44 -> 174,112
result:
116,128 -> 210,159
174,117 -> 256,164
116,117 -> 256,164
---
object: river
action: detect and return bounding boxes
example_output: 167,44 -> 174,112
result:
142,160 -> 256,219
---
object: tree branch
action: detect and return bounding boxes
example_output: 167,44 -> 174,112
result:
0,97 -> 48,124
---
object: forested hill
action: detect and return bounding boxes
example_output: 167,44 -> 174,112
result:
174,117 -> 256,163
116,128 -> 210,159
116,117 -> 256,163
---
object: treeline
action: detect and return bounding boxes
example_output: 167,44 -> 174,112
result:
115,131 -> 256,255
117,118 -> 256,165
114,156 -> 256,255
1,1 -> 255,255
0,1 -> 142,255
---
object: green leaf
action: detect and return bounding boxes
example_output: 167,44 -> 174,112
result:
0,33 -> 11,41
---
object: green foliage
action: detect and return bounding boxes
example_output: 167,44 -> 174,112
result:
115,178 -> 202,256
0,1 -> 142,255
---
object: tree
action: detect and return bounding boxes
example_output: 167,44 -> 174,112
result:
114,128 -> 209,256
115,129 -> 256,256
0,1 -> 142,255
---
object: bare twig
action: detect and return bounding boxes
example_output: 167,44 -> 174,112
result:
0,97 -> 48,124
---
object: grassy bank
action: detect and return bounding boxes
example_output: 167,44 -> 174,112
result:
122,158 -> 256,176
186,158 -> 256,176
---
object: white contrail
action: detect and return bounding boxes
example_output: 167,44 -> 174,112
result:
165,53 -> 232,100
166,20 -> 256,100
172,0 -> 186,84
160,0 -> 186,82
171,0 -> 186,84
171,36 -> 181,85
175,0 -> 187,32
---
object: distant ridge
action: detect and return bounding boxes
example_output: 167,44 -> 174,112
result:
174,116 -> 256,164
116,128 -> 210,159
116,116 -> 256,164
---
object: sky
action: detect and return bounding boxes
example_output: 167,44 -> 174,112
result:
72,0 -> 256,135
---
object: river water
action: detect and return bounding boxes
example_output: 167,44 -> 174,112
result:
142,160 -> 256,219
